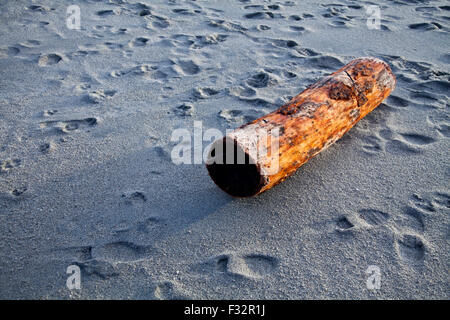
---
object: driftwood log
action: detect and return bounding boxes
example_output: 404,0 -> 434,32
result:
206,57 -> 396,197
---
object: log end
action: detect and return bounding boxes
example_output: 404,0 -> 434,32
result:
206,137 -> 265,197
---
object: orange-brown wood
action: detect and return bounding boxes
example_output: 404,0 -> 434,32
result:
206,57 -> 396,197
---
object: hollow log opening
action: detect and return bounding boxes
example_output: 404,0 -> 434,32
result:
206,139 -> 264,197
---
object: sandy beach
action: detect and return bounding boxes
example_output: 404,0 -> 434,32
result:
0,0 -> 449,299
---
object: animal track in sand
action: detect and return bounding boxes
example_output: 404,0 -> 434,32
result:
61,247 -> 118,279
11,187 -> 27,197
199,252 -> 278,279
228,86 -> 256,98
336,216 -> 354,231
398,133 -> 436,146
174,103 -> 195,117
257,25 -> 271,31
411,192 -> 450,213
119,216 -> 161,235
144,13 -> 170,29
129,37 -> 150,47
396,234 -> 425,267
306,55 -> 344,70
152,281 -> 189,300
386,95 -> 409,108
40,117 -> 98,134
384,131 -> 436,154
359,119 -> 436,155
427,114 -> 450,138
0,46 -> 20,58
385,139 -> 420,154
219,108 -> 267,124
193,87 -> 219,99
172,8 -> 197,16
121,191 -> 147,205
38,53 -> 62,66
208,19 -> 248,33
27,5 -> 52,12
357,209 -> 390,226
431,192 -> 450,209
169,33 -> 228,49
85,89 -> 117,104
174,59 -> 201,75
92,241 -> 153,262
289,26 -> 306,32
111,64 -> 169,80
294,47 -> 319,57
39,142 -> 53,153
408,22 -> 442,31
96,10 -> 118,17
239,97 -> 277,109
76,259 -> 119,279
402,206 -> 425,233
244,12 -> 279,20
0,159 -> 21,174
361,135 -> 383,154
246,71 -> 275,88
19,40 -> 41,48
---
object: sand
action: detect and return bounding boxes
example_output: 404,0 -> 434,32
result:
0,0 -> 449,299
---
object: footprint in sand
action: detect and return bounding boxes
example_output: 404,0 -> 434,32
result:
197,252 -> 279,279
192,87 -> 219,99
228,86 -> 256,98
208,19 -> 248,33
38,53 -> 63,66
151,281 -> 189,300
76,259 -> 119,280
56,246 -> 118,280
174,59 -> 201,76
219,108 -> 267,124
144,13 -> 170,29
398,133 -> 436,146
170,33 -> 228,49
92,241 -> 153,262
411,191 -> 450,214
357,208 -> 390,227
27,5 -> 52,12
0,46 -> 20,58
19,40 -> 41,48
401,206 -> 425,233
306,55 -> 344,70
113,216 -> 162,236
39,142 -> 53,153
246,71 -> 276,88
129,37 -> 150,47
385,132 -> 436,154
96,10 -> 119,17
427,114 -> 450,138
174,103 -> 195,117
40,117 -> 98,134
408,22 -> 442,31
85,89 -> 117,104
11,187 -> 27,197
336,216 -> 355,231
0,159 -> 21,174
361,135 -> 384,154
386,95 -> 409,108
395,234 -> 426,268
121,191 -> 147,205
